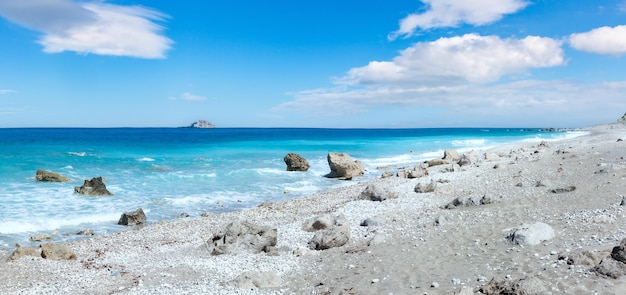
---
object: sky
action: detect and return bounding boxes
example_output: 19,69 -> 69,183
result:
1,0 -> 626,128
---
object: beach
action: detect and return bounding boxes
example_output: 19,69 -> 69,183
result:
2,122 -> 626,295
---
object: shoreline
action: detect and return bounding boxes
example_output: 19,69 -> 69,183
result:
2,122 -> 626,294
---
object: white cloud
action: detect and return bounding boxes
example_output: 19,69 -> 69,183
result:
0,0 -> 172,59
390,0 -> 529,39
338,34 -> 565,86
569,25 -> 626,55
169,92 -> 207,102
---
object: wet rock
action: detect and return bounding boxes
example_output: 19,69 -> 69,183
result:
29,233 -> 53,242
118,208 -> 146,226
76,228 -> 94,236
40,243 -> 77,260
284,153 -> 310,172
325,152 -> 364,180
74,177 -> 113,196
506,222 -> 555,246
209,220 -> 277,255
35,170 -> 70,182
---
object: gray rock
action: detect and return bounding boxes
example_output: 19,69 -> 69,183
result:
407,166 -> 429,178
40,243 -> 77,260
29,233 -> 53,242
74,177 -> 113,196
611,238 -> 626,263
618,113 -> 626,123
209,220 -> 277,255
229,271 -> 282,289
325,152 -> 365,180
426,158 -> 448,167
35,170 -> 70,182
443,195 -> 493,209
360,217 -> 382,227
559,249 -> 606,266
360,184 -> 396,202
593,258 -> 626,279
284,153 -> 310,171
458,151 -> 480,167
302,214 -> 337,232
506,222 -> 555,246
414,180 -> 436,193
76,228 -> 95,236
308,214 -> 350,250
550,186 -> 576,193
480,276 -> 548,295
118,208 -> 146,226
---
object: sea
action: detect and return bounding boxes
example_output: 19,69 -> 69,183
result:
0,127 -> 586,249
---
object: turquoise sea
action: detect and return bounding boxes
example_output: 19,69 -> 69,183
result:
0,127 -> 585,249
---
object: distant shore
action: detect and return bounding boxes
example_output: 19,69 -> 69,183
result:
2,122 -> 626,294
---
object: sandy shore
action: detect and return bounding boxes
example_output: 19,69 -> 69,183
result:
2,122 -> 626,294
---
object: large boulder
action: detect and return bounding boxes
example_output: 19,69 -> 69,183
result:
8,246 -> 41,261
118,208 -> 147,226
209,220 -> 277,255
36,170 -> 70,182
506,222 -> 555,246
325,152 -> 365,180
307,214 -> 350,250
74,177 -> 113,196
283,153 -> 310,171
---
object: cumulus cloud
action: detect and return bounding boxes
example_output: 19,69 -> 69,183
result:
338,34 -> 564,86
169,92 -> 207,101
0,0 -> 172,59
569,25 -> 626,55
389,0 -> 529,39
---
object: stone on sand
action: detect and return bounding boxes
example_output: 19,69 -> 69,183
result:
360,184 -> 396,201
325,152 -> 364,180
307,214 -> 350,250
506,222 -> 555,246
40,243 -> 77,260
209,220 -> 277,255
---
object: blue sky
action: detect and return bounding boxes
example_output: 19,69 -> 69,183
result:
1,0 -> 625,128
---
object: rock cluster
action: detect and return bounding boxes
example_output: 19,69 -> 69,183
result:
8,243 -> 76,261
304,214 -> 350,250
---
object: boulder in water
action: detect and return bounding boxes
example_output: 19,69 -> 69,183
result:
74,177 -> 113,196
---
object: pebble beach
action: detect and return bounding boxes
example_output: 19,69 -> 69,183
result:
2,121 -> 626,295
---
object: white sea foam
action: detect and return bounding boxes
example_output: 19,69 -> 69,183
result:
68,152 -> 87,157
138,157 -> 155,162
451,139 -> 486,147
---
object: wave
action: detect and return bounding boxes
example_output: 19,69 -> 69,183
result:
451,139 -> 486,147
138,157 -> 155,162
68,152 -> 87,157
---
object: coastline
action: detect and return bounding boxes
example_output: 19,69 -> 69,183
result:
2,123 -> 626,294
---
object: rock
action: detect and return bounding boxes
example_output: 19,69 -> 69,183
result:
458,151 -> 480,167
381,171 -> 394,178
407,166 -> 429,178
559,249 -> 606,266
302,214 -> 336,232
118,208 -> 146,226
178,212 -> 190,218
617,113 -> 626,123
74,177 -> 113,196
35,170 -> 70,182
443,149 -> 460,161
550,186 -> 576,193
201,211 -> 212,217
284,153 -> 310,171
414,180 -> 436,193
188,120 -> 216,128
456,286 -> 475,295
360,218 -> 382,227
308,214 -> 350,250
325,152 -> 365,180
29,233 -> 53,242
426,158 -> 448,167
506,222 -> 555,246
76,228 -> 94,236
611,238 -> 626,263
40,243 -> 77,260
593,258 -> 626,279
209,220 -> 277,255
480,276 -> 548,295
484,152 -> 501,161
229,271 -> 282,289
360,184 -> 396,202
443,195 -> 493,209
8,246 -> 41,261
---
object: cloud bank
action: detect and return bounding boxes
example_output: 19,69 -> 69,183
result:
0,0 -> 172,59
389,0 -> 528,39
569,25 -> 626,55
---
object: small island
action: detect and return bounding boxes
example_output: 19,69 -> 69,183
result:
184,120 -> 216,128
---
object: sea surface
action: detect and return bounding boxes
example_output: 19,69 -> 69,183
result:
0,127 -> 585,249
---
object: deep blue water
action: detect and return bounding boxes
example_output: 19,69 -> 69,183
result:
0,127 -> 583,248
